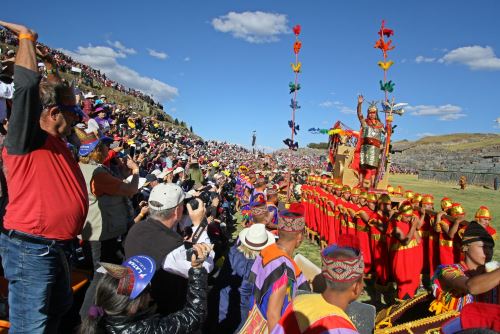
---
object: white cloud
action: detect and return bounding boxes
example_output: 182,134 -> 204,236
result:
60,45 -> 178,101
106,40 -> 136,55
211,11 -> 289,43
416,132 -> 436,137
319,100 -> 341,108
401,58 -> 407,63
147,48 -> 168,60
440,45 -> 500,70
184,57 -> 190,62
415,55 -> 436,63
407,104 -> 466,121
319,100 -> 355,115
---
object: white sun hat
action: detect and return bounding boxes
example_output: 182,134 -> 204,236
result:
239,224 -> 275,251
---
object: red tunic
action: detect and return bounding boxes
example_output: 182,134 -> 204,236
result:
417,211 -> 431,276
388,220 -> 423,299
369,211 -> 390,285
345,202 -> 359,236
326,192 -> 336,245
356,206 -> 373,275
438,217 -> 455,266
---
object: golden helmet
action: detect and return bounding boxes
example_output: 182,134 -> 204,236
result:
412,193 -> 422,204
421,194 -> 434,205
475,206 -> 492,220
399,201 -> 414,217
351,187 -> 361,196
441,197 -> 453,211
378,193 -> 392,204
342,185 -> 351,193
394,185 -> 403,195
404,190 -> 415,199
450,203 -> 465,217
359,191 -> 368,199
366,192 -> 378,203
333,182 -> 343,190
387,184 -> 394,193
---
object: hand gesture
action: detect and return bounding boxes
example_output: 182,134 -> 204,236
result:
357,95 -> 364,104
187,198 -> 206,225
126,155 -> 139,172
190,243 -> 213,268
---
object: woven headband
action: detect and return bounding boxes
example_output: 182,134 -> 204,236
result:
322,251 -> 364,283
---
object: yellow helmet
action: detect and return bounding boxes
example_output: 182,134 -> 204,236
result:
441,197 -> 453,211
475,206 -> 491,220
421,194 -> 434,205
359,191 -> 368,199
399,201 -> 414,217
378,193 -> 391,204
351,187 -> 361,196
404,190 -> 415,199
366,191 -> 378,203
394,185 -> 403,195
450,203 -> 465,217
387,184 -> 394,193
412,193 -> 422,204
333,182 -> 343,190
342,185 -> 351,193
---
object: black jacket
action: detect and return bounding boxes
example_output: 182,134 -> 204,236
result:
102,267 -> 207,334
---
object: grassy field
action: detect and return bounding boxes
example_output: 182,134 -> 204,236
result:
234,174 -> 500,267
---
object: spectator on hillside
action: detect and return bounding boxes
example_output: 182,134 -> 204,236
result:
0,20 -> 88,333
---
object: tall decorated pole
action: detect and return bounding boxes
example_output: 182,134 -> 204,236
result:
373,20 -> 405,187
285,24 -> 302,201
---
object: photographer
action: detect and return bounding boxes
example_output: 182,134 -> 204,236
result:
124,184 -> 214,314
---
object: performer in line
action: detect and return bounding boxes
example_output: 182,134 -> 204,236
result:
354,95 -> 385,188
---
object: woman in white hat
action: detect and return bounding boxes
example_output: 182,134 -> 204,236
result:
214,224 -> 275,333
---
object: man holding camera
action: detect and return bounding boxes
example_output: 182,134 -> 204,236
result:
124,183 -> 214,314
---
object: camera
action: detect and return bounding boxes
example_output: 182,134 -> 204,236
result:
184,218 -> 208,261
188,189 -> 213,210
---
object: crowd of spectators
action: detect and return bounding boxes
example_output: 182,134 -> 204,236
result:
389,163 -> 418,175
1,28 -> 163,110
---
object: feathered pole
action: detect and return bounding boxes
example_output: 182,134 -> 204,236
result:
374,20 -> 402,188
285,24 -> 302,202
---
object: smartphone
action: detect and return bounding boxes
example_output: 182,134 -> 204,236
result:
129,145 -> 136,158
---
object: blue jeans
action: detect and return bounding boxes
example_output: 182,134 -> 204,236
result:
0,232 -> 73,334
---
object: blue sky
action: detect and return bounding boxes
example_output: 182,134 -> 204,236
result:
3,1 -> 500,150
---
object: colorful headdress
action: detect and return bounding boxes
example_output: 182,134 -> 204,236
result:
251,202 -> 269,218
441,197 -> 453,211
394,186 -> 403,195
278,210 -> 305,232
367,100 -> 378,112
450,203 -> 465,217
421,194 -> 434,205
475,206 -> 492,220
321,235 -> 364,283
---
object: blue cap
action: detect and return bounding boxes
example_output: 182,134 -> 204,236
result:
123,255 -> 156,300
78,136 -> 112,156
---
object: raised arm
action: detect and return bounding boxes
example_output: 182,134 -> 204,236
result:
357,95 -> 366,127
0,20 -> 37,71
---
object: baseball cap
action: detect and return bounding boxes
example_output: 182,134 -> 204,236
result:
148,183 -> 186,210
79,133 -> 113,156
173,166 -> 184,175
100,255 -> 156,300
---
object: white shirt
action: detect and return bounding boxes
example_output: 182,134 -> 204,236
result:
163,216 -> 214,278
162,229 -> 214,278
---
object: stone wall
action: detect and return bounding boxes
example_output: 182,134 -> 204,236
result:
418,168 -> 500,188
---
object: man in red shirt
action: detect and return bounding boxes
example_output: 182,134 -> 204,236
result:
0,20 -> 88,334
